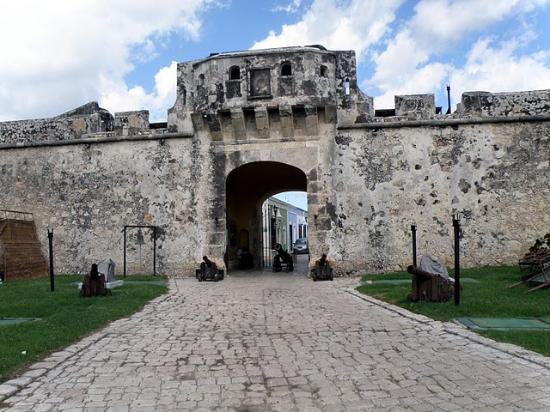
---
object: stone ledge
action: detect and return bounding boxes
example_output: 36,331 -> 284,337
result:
338,114 -> 550,130
0,132 -> 194,151
346,288 -> 550,371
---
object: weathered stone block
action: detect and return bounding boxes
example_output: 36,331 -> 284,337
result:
395,94 -> 435,119
254,107 -> 269,139
230,109 -> 246,141
279,104 -> 294,138
304,105 -> 318,136
461,90 -> 550,117
114,111 -> 149,137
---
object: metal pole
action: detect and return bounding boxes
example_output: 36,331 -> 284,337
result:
260,209 -> 264,270
446,85 -> 451,114
453,214 -> 461,305
123,227 -> 127,278
411,224 -> 417,268
48,229 -> 54,292
153,226 -> 157,276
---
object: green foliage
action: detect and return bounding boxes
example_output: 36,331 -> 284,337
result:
0,275 -> 167,381
357,266 -> 550,355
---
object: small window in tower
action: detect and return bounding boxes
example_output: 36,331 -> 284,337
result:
281,62 -> 292,76
320,65 -> 328,77
199,74 -> 205,86
229,66 -> 240,80
344,78 -> 350,95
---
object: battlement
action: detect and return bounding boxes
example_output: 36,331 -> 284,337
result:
191,104 -> 336,142
1,46 -> 550,146
166,45 -> 372,133
458,90 -> 550,117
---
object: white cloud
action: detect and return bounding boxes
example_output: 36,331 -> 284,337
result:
374,62 -> 451,108
449,38 -> 550,103
409,0 -> 548,48
273,0 -> 304,14
100,61 -> 178,122
368,0 -> 550,108
252,0 -> 404,61
0,0 -> 218,122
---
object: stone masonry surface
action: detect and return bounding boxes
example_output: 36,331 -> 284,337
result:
3,269 -> 550,411
1,45 -> 550,275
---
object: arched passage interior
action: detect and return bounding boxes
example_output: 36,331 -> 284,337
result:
225,161 -> 307,271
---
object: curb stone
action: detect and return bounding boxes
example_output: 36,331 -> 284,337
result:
347,288 -> 550,371
0,384 -> 18,400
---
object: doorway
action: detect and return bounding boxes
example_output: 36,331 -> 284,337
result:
225,161 -> 307,272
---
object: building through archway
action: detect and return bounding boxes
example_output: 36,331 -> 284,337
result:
225,161 -> 307,271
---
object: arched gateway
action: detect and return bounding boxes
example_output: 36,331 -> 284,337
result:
225,161 -> 307,270
1,45 -> 550,276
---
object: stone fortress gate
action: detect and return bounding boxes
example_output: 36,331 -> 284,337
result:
1,45 -> 549,276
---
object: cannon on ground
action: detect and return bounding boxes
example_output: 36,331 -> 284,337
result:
407,255 -> 453,302
273,244 -> 294,272
311,254 -> 333,281
196,256 -> 224,282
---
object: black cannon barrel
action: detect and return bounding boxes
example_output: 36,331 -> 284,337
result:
407,265 -> 438,278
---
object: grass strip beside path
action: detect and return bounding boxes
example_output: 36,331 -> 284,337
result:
357,266 -> 550,356
0,275 -> 167,382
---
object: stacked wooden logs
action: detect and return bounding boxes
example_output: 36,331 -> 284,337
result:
511,250 -> 550,291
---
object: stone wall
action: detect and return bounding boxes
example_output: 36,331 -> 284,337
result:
1,45 -> 550,276
0,136 -> 205,275
331,120 -> 550,273
0,102 -> 113,145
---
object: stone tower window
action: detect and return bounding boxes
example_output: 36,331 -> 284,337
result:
320,65 -> 328,77
199,74 -> 205,86
344,78 -> 350,95
229,66 -> 240,80
281,62 -> 292,76
249,68 -> 271,97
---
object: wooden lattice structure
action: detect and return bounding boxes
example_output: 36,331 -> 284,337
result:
0,210 -> 48,280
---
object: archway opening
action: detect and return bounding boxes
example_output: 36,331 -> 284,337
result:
225,162 -> 307,272
261,191 -> 308,270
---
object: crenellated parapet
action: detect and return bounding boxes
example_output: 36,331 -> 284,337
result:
369,90 -> 550,124
0,102 -> 113,145
190,104 -> 336,142
1,45 -> 550,147
0,104 -> 172,147
458,90 -> 550,117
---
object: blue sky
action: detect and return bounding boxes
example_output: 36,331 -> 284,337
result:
274,191 -> 307,210
1,0 -> 549,208
1,0 -> 549,121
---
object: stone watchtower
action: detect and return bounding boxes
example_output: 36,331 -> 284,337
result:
162,45 -> 374,271
166,45 -> 373,134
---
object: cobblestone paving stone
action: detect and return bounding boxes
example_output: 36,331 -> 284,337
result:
3,269 -> 550,411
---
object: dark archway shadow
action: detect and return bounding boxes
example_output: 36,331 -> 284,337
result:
225,161 -> 307,272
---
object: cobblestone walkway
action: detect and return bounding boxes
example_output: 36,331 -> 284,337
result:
3,271 -> 550,411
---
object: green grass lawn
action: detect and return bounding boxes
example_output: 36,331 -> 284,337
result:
0,274 -> 167,382
357,266 -> 550,356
